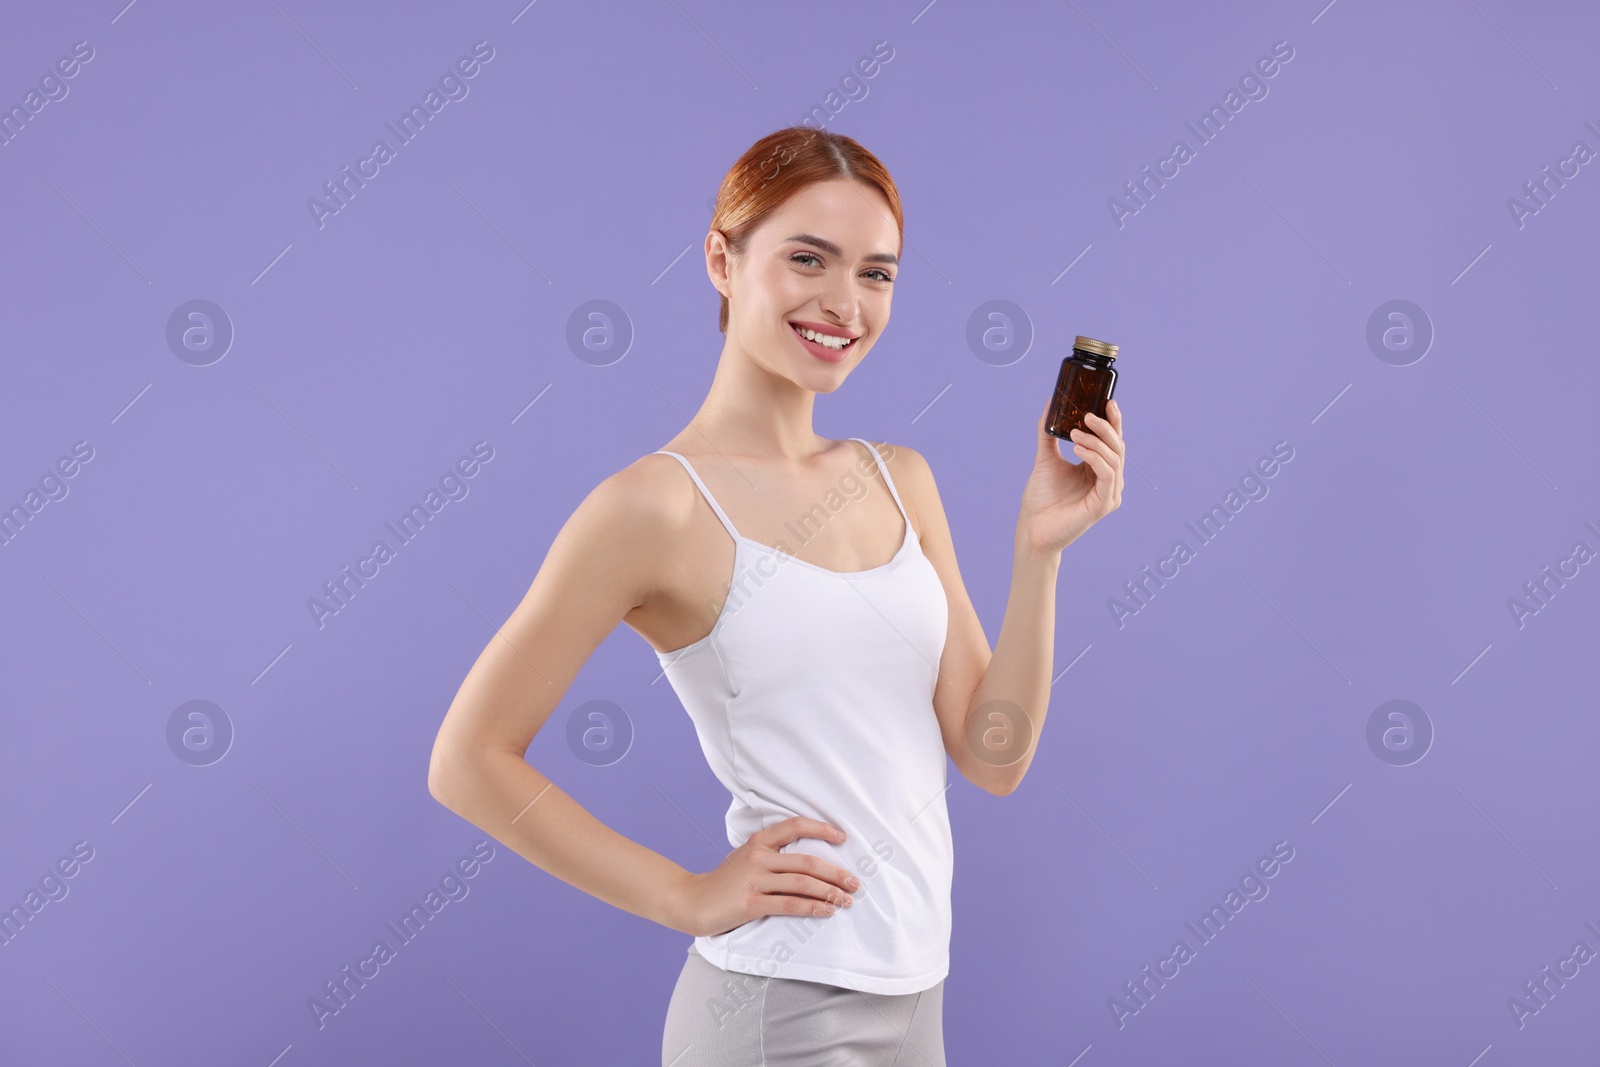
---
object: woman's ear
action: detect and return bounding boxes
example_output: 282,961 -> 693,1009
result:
705,229 -> 733,301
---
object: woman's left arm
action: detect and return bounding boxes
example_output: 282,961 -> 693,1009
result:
889,397 -> 1125,796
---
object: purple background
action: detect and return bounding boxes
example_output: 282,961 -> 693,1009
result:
3,1 -> 1597,1064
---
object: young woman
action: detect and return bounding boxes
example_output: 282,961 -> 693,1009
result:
427,126 -> 1126,1066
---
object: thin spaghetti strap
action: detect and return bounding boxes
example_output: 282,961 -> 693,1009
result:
850,438 -> 911,525
653,451 -> 742,542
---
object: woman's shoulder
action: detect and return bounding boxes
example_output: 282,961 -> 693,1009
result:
537,452 -> 705,597
856,438 -> 934,484
588,450 -> 702,530
853,438 -> 937,528
853,437 -> 922,468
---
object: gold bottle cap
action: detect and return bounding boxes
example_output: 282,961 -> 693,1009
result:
1074,336 -> 1118,358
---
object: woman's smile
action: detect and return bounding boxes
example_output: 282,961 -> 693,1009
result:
788,320 -> 859,363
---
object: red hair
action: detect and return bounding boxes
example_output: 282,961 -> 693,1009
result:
710,127 -> 904,334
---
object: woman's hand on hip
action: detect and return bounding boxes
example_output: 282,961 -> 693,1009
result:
667,817 -> 860,938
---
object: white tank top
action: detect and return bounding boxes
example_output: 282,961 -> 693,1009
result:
651,439 -> 952,995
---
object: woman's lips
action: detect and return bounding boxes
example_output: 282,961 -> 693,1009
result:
790,322 -> 855,363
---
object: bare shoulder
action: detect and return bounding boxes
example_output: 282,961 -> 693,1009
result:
578,451 -> 701,548
859,440 -> 940,533
539,452 -> 700,600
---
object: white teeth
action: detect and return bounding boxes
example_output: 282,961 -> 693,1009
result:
793,324 -> 852,350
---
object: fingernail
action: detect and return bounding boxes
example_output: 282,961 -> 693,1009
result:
847,877 -> 860,890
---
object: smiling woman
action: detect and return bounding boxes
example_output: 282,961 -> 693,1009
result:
686,136 -> 904,415
706,126 -> 902,376
427,124 -> 1128,1067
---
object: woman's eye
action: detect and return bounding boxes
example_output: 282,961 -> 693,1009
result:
791,253 -> 893,283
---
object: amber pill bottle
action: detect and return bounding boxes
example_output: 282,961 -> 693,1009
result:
1046,336 -> 1118,441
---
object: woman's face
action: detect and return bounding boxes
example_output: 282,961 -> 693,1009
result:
711,178 -> 899,393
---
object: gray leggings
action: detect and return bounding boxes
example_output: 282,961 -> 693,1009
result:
662,945 -> 946,1066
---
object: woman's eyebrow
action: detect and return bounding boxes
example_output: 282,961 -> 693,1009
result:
784,233 -> 899,266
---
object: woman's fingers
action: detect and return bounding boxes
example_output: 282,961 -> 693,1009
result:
1071,435 -> 1116,486
1084,410 -> 1124,457
1072,419 -> 1125,500
737,816 -> 871,926
762,870 -> 854,907
759,816 -> 845,851
767,849 -> 859,894
1084,409 -> 1125,502
1069,428 -> 1114,463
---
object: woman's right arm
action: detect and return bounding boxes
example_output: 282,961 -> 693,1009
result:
426,462 -> 860,937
